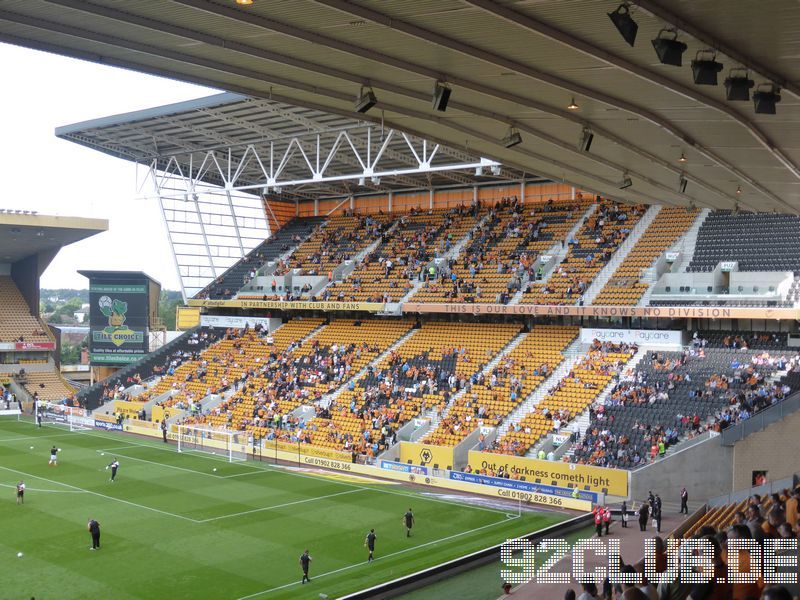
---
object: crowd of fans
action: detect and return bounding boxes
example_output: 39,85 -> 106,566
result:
573,338 -> 798,469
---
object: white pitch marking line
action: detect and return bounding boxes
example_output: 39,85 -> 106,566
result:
0,465 -> 199,523
0,430 -> 88,443
94,449 -> 231,479
10,425 -> 517,517
0,482 -> 84,494
266,464 -> 510,516
235,513 -> 521,599
198,489 -> 364,523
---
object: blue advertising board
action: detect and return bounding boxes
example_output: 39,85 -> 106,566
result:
380,460 -> 429,476
448,470 -> 598,503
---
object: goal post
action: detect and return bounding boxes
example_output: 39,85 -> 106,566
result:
38,402 -> 93,432
176,425 -> 249,462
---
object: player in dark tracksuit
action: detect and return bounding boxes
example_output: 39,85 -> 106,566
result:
403,508 -> 415,537
300,549 -> 312,583
365,529 -> 376,562
88,519 -> 101,550
108,459 -> 119,482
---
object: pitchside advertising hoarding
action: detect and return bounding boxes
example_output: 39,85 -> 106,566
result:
88,281 -> 149,364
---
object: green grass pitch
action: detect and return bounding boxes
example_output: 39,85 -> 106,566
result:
0,418 -> 564,599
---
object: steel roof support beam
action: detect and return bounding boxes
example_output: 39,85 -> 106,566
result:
312,0 -> 797,211
29,1 -> 735,204
0,23 -> 688,210
164,0 -> 748,206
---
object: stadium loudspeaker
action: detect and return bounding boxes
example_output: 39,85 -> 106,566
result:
607,4 -> 638,47
502,129 -> 522,148
753,86 -> 781,115
432,81 -> 451,112
652,29 -> 687,66
577,128 -> 594,152
619,174 -> 632,189
355,88 -> 377,114
678,174 -> 688,194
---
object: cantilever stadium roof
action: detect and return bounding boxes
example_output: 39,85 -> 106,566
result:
3,0 -> 800,211
0,212 -> 107,270
56,92 -> 528,200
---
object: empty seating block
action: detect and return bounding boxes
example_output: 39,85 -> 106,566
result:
0,277 -> 51,344
23,370 -> 75,402
594,207 -> 698,305
689,211 -> 800,273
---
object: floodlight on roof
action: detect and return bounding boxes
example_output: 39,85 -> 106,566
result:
753,84 -> 781,115
608,3 -> 638,47
724,69 -> 755,101
652,29 -> 687,66
691,50 -> 724,85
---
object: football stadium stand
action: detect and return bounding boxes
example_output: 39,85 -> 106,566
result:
9,4 -> 800,598
0,276 -> 51,344
520,201 -> 645,305
306,321 -> 521,456
195,217 -> 324,300
570,346 -> 789,469
412,197 -> 590,304
334,205 -> 484,303
489,340 -> 637,457
593,207 -> 700,305
423,325 -> 578,446
688,211 -> 800,273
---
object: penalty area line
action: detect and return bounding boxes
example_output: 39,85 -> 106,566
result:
235,513 -> 520,599
0,465 -> 199,523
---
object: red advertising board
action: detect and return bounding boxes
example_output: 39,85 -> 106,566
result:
15,342 -> 55,351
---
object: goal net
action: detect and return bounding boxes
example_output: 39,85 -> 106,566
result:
176,425 -> 249,463
38,402 -> 93,432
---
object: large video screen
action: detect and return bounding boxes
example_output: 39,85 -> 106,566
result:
88,280 -> 149,364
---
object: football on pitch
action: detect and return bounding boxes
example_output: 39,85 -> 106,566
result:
17,552 -> 23,558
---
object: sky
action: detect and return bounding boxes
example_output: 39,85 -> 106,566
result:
0,42 -> 219,291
